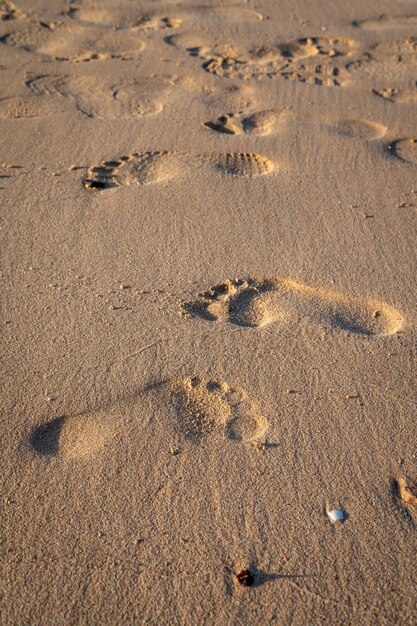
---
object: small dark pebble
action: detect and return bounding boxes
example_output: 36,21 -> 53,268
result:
236,569 -> 254,587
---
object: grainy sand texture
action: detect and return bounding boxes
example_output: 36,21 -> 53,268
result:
1,0 -> 417,624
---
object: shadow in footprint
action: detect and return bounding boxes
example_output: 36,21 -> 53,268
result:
388,138 -> 417,165
329,313 -> 373,336
30,416 -> 66,456
29,411 -> 116,459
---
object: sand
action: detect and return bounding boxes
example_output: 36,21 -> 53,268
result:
1,0 -> 417,624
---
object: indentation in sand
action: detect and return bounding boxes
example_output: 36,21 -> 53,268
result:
0,0 -> 24,20
347,39 -> 417,84
167,34 -> 358,85
26,74 -> 165,118
0,94 -> 56,118
66,5 -> 124,26
30,412 -> 116,459
353,15 -> 417,30
280,61 -> 349,86
330,119 -> 387,140
277,36 -> 356,61
198,5 -> 265,23
181,278 -> 404,337
132,16 -> 182,30
2,21 -> 145,61
372,88 -> 417,104
169,376 -> 268,444
388,138 -> 417,164
204,108 -> 292,136
83,151 -> 273,189
67,4 -> 182,30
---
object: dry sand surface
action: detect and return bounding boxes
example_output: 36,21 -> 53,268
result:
1,0 -> 417,624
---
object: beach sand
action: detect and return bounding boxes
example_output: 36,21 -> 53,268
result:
1,0 -> 417,623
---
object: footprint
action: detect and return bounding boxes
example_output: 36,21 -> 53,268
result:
26,74 -> 165,118
180,278 -> 403,337
72,3 -> 262,29
0,0 -> 24,20
132,16 -> 182,31
26,73 -> 91,101
0,94 -> 62,118
107,79 -> 165,117
204,109 -> 291,136
30,411 -> 116,459
353,15 -> 417,30
67,4 -> 182,30
254,35 -> 358,87
330,119 -> 387,140
277,36 -> 357,61
347,39 -> 417,84
83,151 -> 273,189
195,5 -> 265,24
166,376 -> 268,444
1,21 -> 144,61
388,138 -> 417,164
372,88 -> 417,103
394,476 -> 417,508
280,61 -> 350,87
167,34 -> 358,84
65,5 -> 122,27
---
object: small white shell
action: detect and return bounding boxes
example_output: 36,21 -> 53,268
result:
327,508 -> 346,522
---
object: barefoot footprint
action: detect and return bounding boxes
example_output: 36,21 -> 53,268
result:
168,376 -> 269,444
204,109 -> 292,136
29,379 -> 268,456
83,151 -> 273,188
181,278 -> 404,336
